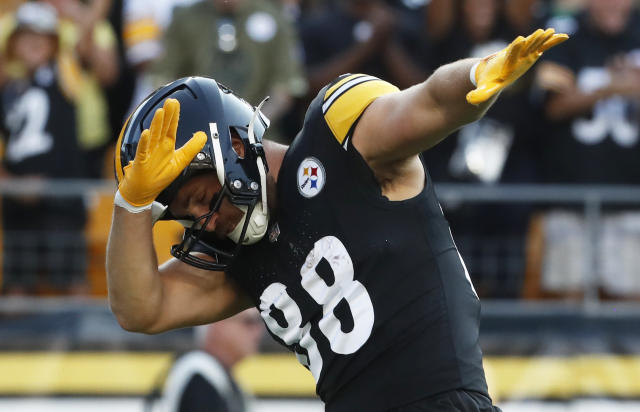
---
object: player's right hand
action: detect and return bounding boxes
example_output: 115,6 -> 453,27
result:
117,98 -> 207,208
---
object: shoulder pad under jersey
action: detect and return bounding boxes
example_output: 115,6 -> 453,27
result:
322,74 -> 399,146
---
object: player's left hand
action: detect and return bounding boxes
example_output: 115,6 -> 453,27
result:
466,28 -> 569,105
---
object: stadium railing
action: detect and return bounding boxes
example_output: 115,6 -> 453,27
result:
0,179 -> 639,304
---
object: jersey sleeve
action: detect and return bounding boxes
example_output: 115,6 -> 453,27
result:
322,74 -> 399,146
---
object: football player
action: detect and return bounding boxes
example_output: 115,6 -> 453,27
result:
107,28 -> 567,411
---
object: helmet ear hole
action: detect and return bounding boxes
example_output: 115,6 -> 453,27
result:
230,127 -> 245,159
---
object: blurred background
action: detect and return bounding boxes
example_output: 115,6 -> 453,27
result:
1,0 -> 640,411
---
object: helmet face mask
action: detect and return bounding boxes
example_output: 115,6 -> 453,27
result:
170,184 -> 258,271
115,76 -> 270,271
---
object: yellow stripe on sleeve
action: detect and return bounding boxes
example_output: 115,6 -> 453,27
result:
324,74 -> 364,102
323,78 -> 399,145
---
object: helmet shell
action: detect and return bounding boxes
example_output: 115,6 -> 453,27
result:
115,76 -> 268,207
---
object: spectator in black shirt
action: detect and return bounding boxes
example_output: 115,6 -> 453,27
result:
0,1 -> 89,295
300,0 -> 428,95
528,0 -> 640,300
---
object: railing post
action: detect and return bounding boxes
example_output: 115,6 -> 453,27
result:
583,193 -> 602,310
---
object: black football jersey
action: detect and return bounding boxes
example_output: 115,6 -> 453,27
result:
540,12 -> 640,184
230,74 -> 489,411
0,64 -> 84,178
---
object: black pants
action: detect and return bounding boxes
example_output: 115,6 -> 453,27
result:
390,390 -> 502,412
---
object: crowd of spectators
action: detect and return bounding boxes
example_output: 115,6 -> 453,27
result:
0,0 -> 639,301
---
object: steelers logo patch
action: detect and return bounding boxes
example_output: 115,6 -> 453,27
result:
297,157 -> 325,198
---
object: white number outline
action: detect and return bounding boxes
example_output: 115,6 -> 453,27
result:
5,88 -> 54,163
259,236 -> 374,382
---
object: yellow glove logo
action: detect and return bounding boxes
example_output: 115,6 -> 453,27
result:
118,98 -> 208,207
466,28 -> 569,105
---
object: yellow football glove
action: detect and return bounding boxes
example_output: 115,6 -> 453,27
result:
117,98 -> 207,208
466,28 -> 569,105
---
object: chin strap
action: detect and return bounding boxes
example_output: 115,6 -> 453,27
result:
150,201 -> 168,224
256,159 -> 268,216
248,97 -> 270,216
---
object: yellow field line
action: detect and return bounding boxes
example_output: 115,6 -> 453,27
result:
1,353 -> 640,400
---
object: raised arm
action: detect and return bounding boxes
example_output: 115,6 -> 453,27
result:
106,99 -> 251,334
353,28 -> 568,169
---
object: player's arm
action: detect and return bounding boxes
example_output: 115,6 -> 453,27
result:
106,99 -> 252,334
107,208 -> 252,334
353,28 -> 568,167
